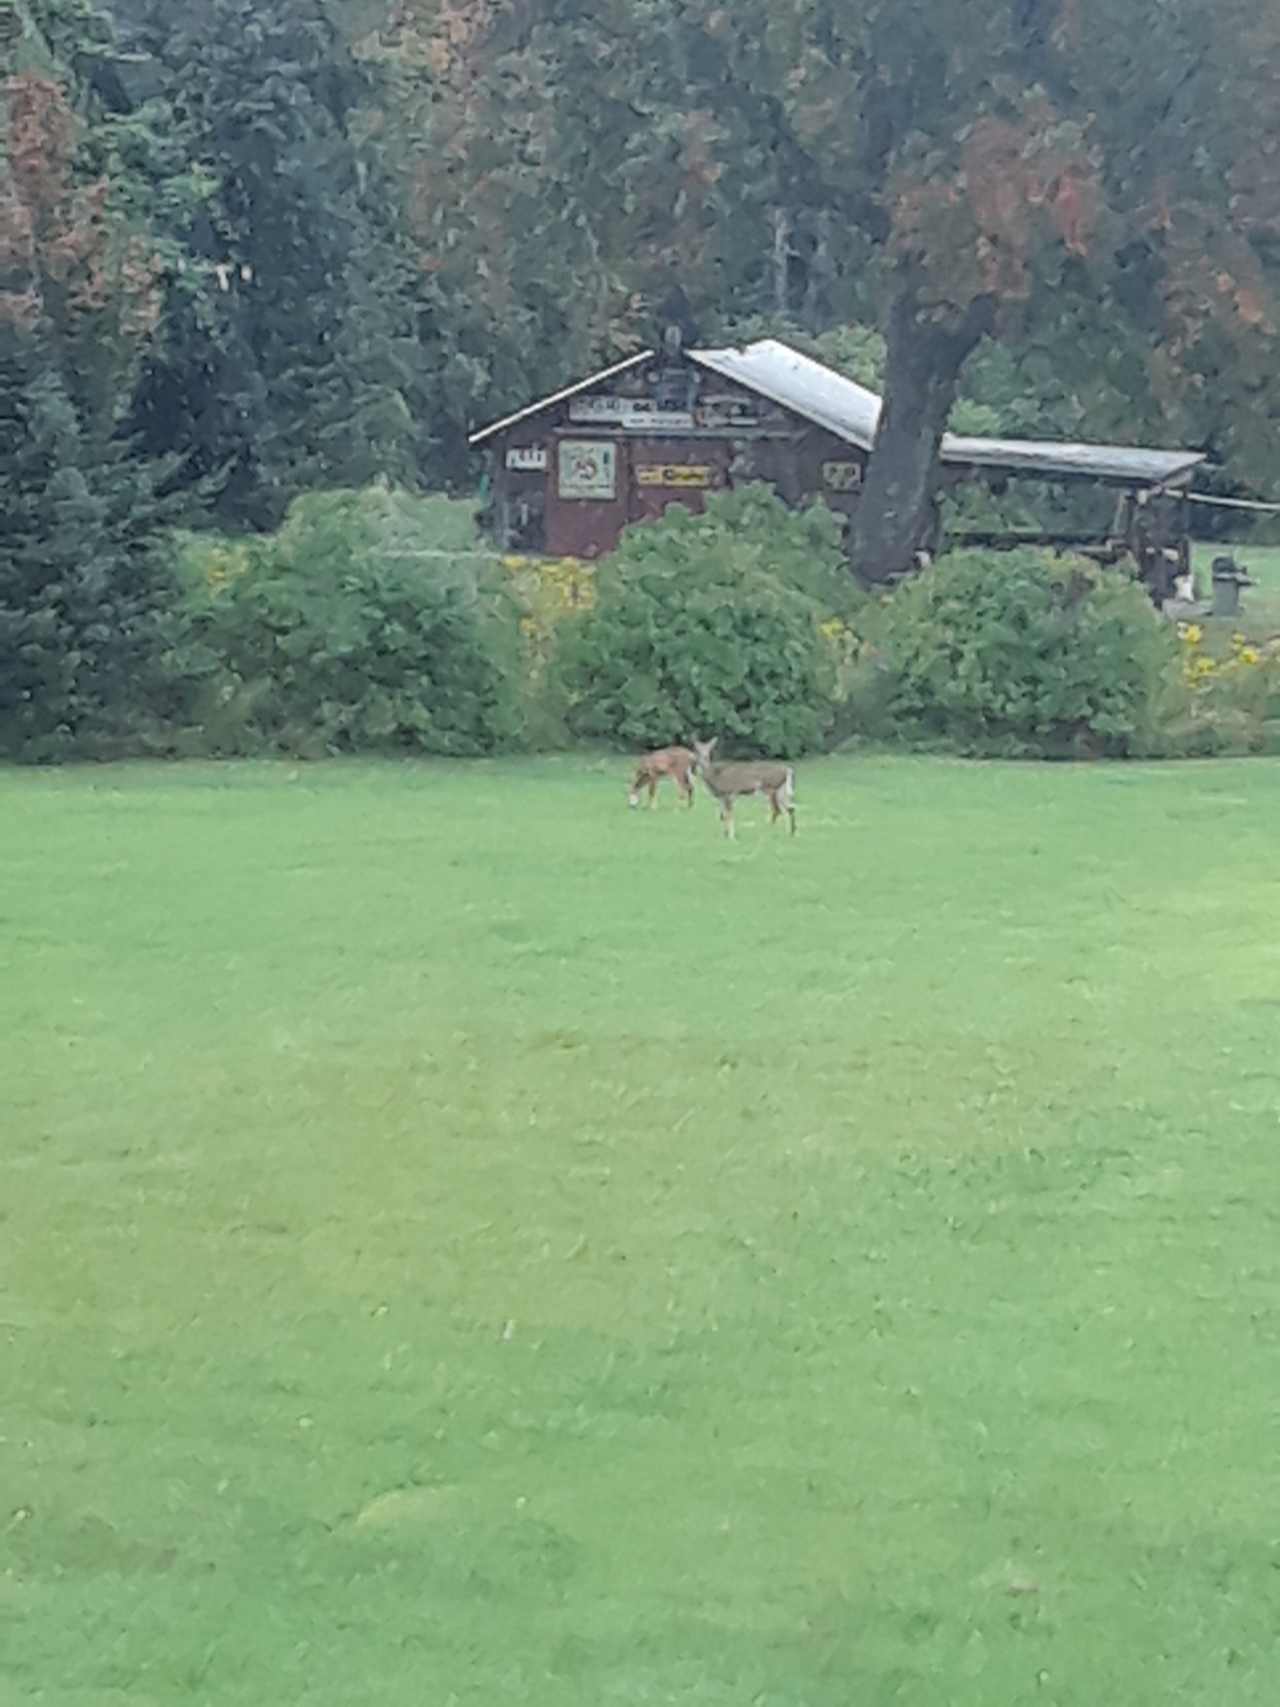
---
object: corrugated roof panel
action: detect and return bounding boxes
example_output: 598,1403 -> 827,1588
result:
691,339 -> 882,448
939,434 -> 1205,485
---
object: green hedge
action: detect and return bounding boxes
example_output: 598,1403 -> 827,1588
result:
557,496 -> 842,756
867,549 -> 1180,757
8,469 -> 1246,766
153,489 -> 526,756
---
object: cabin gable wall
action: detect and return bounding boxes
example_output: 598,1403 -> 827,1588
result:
485,356 -> 869,557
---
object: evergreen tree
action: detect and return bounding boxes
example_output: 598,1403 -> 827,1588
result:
119,0 -> 420,524
0,321 -> 175,755
0,66 -> 177,754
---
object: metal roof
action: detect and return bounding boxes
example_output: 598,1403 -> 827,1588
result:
694,339 -> 1205,486
940,434 -> 1205,486
469,336 -> 1206,487
690,339 -> 883,449
467,349 -> 654,446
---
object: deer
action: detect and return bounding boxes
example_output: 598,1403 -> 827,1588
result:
628,744 -> 697,809
691,738 -> 796,839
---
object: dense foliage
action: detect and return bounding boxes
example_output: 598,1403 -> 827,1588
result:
559,500 -> 839,755
154,489 -> 525,756
0,325 -> 178,760
870,550 -> 1180,758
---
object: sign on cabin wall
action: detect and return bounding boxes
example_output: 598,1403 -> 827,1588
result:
695,406 -> 760,430
635,464 -> 715,489
506,445 -> 547,472
822,461 -> 862,493
558,440 -> 617,499
694,395 -> 763,430
569,395 -> 695,432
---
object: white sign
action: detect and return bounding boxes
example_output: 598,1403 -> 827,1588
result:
568,395 -> 695,432
631,411 -> 696,432
570,394 -> 648,421
506,445 -> 547,471
558,440 -> 617,500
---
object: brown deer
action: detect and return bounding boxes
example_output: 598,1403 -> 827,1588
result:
628,744 -> 697,809
692,738 -> 796,838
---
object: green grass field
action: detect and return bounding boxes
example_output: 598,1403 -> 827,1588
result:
1193,541 -> 1280,635
5,754 -> 1280,1705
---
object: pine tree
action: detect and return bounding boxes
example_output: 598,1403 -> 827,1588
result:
119,0 -> 420,525
0,322 -> 174,755
0,66 -> 178,754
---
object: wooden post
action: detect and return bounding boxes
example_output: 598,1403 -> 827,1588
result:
1179,491 -> 1192,581
491,454 -> 512,550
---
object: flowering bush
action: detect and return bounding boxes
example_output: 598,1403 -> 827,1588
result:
501,554 -> 596,668
501,554 -> 597,619
1168,621 -> 1280,752
1178,623 -> 1266,683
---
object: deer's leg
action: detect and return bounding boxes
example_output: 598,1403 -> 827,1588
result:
649,775 -> 659,808
721,800 -> 735,839
628,769 -> 644,808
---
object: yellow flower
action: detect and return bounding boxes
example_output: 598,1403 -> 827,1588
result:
1241,646 -> 1262,666
1181,623 -> 1203,647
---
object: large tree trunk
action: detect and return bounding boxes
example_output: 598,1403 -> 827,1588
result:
852,275 -> 993,583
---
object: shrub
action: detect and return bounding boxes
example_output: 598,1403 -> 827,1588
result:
558,507 -> 836,755
872,549 -> 1179,757
682,483 -> 863,620
1161,622 -> 1280,755
156,488 -> 526,756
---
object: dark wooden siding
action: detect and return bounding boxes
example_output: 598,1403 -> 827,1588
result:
545,432 -> 629,559
627,437 -> 732,525
486,357 -> 873,558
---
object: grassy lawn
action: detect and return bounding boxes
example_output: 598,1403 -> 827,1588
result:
5,754 -> 1280,1705
1192,541 -> 1280,636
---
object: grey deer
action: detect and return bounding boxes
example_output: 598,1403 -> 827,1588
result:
692,739 -> 796,839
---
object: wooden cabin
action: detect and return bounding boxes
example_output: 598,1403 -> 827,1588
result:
468,336 -> 1207,600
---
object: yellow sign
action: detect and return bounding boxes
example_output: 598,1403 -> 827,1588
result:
822,460 -> 862,493
635,464 -> 714,489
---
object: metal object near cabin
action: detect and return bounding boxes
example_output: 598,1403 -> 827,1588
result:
1211,556 -> 1254,620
